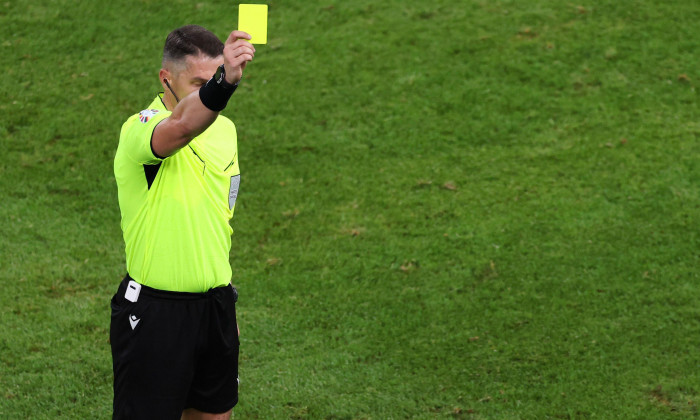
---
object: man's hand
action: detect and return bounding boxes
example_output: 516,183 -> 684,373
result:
223,31 -> 255,84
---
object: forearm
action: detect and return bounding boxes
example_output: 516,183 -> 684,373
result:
155,90 -> 219,157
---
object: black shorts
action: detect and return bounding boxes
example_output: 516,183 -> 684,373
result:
110,275 -> 239,420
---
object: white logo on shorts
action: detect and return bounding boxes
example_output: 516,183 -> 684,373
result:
129,314 -> 141,330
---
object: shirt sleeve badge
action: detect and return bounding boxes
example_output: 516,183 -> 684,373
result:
138,109 -> 160,123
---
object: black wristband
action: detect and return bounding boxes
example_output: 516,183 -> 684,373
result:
199,75 -> 238,112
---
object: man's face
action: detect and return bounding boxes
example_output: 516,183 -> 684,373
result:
163,54 -> 224,105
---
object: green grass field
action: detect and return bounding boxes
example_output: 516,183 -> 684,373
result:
2,0 -> 700,418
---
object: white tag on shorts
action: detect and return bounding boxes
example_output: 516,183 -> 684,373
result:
229,174 -> 240,210
124,280 -> 141,303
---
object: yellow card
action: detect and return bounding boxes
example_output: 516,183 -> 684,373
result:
238,4 -> 268,44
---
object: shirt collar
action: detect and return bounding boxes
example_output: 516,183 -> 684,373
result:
145,92 -> 168,112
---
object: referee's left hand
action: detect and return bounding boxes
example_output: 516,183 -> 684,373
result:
223,30 -> 255,85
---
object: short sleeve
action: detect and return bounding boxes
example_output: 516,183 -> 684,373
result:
118,108 -> 172,164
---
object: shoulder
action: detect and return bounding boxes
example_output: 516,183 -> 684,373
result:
121,107 -> 171,135
117,104 -> 171,164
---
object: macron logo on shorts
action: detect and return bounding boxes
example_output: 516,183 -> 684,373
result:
129,314 -> 141,330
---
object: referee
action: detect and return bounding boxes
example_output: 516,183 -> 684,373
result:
112,25 -> 255,419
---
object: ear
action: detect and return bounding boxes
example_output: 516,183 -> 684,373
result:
158,68 -> 170,89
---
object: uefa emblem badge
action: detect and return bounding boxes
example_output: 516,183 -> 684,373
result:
138,109 -> 160,123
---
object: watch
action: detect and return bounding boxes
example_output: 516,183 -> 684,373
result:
214,64 -> 238,89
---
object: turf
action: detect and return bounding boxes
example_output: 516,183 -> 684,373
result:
2,0 -> 700,418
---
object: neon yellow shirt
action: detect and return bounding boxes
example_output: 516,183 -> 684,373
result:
114,94 -> 240,292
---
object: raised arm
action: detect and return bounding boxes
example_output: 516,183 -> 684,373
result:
151,31 -> 255,158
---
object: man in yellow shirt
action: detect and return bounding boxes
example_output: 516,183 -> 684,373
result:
112,25 -> 255,419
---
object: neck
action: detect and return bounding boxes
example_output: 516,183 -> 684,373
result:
162,91 -> 177,111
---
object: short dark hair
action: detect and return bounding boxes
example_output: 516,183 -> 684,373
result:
162,25 -> 224,67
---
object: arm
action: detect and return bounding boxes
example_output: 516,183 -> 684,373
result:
152,31 -> 255,158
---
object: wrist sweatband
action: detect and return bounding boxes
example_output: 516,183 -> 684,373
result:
199,77 -> 238,112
